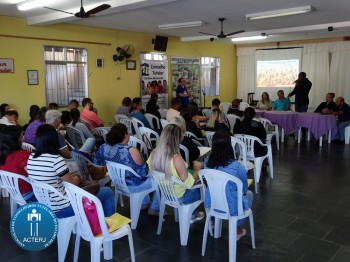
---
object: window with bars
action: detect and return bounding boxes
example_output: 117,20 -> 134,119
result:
44,46 -> 88,107
201,57 -> 220,97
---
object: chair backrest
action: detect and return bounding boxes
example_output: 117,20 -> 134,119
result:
119,118 -> 133,135
179,144 -> 190,165
149,170 -> 185,208
202,108 -> 212,117
225,114 -> 241,133
30,178 -> 67,211
198,169 -> 244,219
131,117 -> 145,139
160,119 -> 169,129
258,117 -> 274,132
71,150 -> 93,181
63,182 -> 110,239
234,134 -> 265,158
144,113 -> 161,130
158,108 -> 168,119
205,131 -> 215,147
0,171 -> 29,206
139,127 -> 160,149
80,118 -> 94,131
128,135 -> 149,159
191,138 -> 203,147
21,142 -> 36,152
106,161 -> 141,195
231,137 -> 248,169
220,102 -> 231,114
239,102 -> 251,111
115,114 -> 129,123
91,127 -> 110,142
185,131 -> 200,140
66,126 -> 86,150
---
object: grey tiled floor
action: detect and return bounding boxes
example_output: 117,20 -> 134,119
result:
1,137 -> 350,261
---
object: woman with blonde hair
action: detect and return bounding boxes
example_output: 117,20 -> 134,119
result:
256,92 -> 273,110
205,109 -> 229,133
147,124 -> 204,222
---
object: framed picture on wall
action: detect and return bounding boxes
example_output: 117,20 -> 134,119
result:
27,70 -> 39,85
126,60 -> 136,70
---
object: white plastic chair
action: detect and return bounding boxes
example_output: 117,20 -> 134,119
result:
220,102 -> 231,114
0,171 -> 30,216
205,131 -> 215,147
139,126 -> 160,149
91,127 -> 111,142
115,114 -> 129,123
80,118 -> 94,131
226,114 -> 241,134
160,119 -> 169,129
179,144 -> 190,166
345,124 -> 350,144
128,135 -> 149,159
192,138 -> 203,147
158,108 -> 168,119
145,113 -> 161,130
62,182 -> 135,262
198,169 -> 255,262
66,126 -> 86,150
202,108 -> 212,117
150,170 -> 203,246
106,161 -> 156,230
119,118 -> 133,135
21,142 -> 36,152
131,117 -> 145,139
30,179 -> 76,262
239,101 -> 251,111
258,117 -> 279,150
234,134 -> 273,190
185,131 -> 205,145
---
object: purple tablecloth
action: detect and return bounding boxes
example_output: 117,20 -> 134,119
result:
264,111 -> 298,134
295,113 -> 337,140
255,109 -> 265,118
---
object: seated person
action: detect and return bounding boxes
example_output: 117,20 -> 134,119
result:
182,111 -> 204,139
166,98 -> 181,122
186,101 -> 209,123
68,99 -> 79,110
332,97 -> 350,142
80,97 -> 104,129
147,124 -> 204,222
314,93 -> 336,113
0,109 -> 18,126
235,107 -> 267,157
272,90 -> 291,111
49,102 -> 59,110
256,92 -> 273,110
146,93 -> 162,127
0,103 -> 10,118
211,98 -> 221,110
27,124 -> 115,218
22,105 -> 40,132
205,109 -> 230,133
116,97 -> 132,118
94,123 -> 160,215
170,116 -> 200,166
204,130 -> 253,240
24,107 -> 47,146
227,99 -> 244,117
131,97 -> 151,128
0,125 -> 36,202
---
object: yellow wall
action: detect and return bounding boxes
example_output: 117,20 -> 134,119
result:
0,16 -> 237,125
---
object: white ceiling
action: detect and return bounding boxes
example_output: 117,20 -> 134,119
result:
1,0 -> 350,44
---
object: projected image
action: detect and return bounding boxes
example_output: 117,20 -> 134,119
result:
257,60 -> 299,88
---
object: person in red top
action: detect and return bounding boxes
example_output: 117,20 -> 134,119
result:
80,97 -> 104,129
0,125 -> 36,202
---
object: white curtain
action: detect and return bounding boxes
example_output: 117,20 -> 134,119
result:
237,52 -> 255,102
330,50 -> 350,100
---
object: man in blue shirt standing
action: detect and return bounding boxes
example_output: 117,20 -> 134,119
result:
176,78 -> 191,108
272,90 -> 291,111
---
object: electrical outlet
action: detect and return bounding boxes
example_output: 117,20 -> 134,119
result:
96,58 -> 104,68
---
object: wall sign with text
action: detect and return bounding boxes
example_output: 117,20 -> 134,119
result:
0,58 -> 14,73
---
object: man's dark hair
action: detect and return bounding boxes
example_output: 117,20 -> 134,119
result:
69,99 -> 79,108
171,98 -> 181,107
122,97 -> 131,107
4,110 -> 18,117
299,72 -> 306,78
82,98 -> 92,107
49,102 -> 58,109
151,93 -> 158,100
212,98 -> 221,106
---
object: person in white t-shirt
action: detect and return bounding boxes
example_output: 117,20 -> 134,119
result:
166,98 -> 181,122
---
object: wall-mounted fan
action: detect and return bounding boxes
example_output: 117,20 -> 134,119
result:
44,0 -> 111,18
199,18 -> 245,41
113,44 -> 134,63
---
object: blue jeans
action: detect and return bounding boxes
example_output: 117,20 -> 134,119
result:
295,104 -> 308,112
334,121 -> 350,141
238,190 -> 254,226
128,177 -> 159,211
96,186 -> 115,217
80,137 -> 96,152
178,188 -> 201,204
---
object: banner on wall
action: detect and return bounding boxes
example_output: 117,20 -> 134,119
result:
0,58 -> 14,73
171,57 -> 201,106
140,57 -> 168,109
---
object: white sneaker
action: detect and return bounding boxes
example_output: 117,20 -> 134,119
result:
190,211 -> 204,224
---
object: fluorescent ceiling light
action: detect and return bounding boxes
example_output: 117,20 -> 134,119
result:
17,0 -> 51,11
159,21 -> 204,30
246,6 -> 312,20
231,35 -> 267,42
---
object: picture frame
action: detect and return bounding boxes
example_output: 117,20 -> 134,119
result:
27,70 -> 39,85
126,60 -> 136,70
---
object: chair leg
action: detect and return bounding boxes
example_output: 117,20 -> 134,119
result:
91,240 -> 103,262
268,154 -> 273,180
114,191 -> 119,211
157,200 -> 166,235
10,196 -> 17,217
202,216 -> 210,256
73,233 -> 81,262
126,225 -> 136,262
228,219 -> 237,262
130,195 -> 143,230
178,207 -> 192,246
249,213 -> 256,249
119,194 -> 124,207
275,130 -> 280,151
57,218 -> 75,262
214,218 -> 222,238
103,241 -> 113,260
174,208 -> 179,222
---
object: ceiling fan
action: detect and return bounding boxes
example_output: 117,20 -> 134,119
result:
199,18 -> 245,41
44,0 -> 111,18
